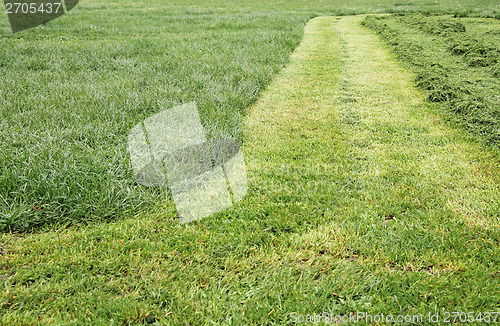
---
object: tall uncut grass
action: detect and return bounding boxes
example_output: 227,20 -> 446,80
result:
362,13 -> 500,151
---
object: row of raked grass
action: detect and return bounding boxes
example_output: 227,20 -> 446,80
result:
362,13 -> 500,153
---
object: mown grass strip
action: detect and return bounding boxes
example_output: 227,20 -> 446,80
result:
246,13 -> 500,320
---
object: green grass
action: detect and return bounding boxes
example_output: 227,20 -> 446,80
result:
0,3 -> 313,231
1,11 -> 499,325
1,0 -> 499,232
362,13 -> 500,152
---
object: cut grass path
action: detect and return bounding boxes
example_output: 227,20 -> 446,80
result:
1,15 -> 499,324
244,14 -> 500,317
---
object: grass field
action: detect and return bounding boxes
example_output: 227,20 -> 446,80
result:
0,0 -> 499,233
1,0 -> 500,324
0,2 -> 312,231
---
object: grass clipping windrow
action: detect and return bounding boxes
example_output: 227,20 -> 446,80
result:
362,13 -> 500,152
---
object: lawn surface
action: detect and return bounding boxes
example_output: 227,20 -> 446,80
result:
1,14 -> 499,324
1,0 -> 499,232
0,4 -> 312,231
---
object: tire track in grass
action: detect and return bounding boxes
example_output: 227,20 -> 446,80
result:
333,16 -> 500,229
